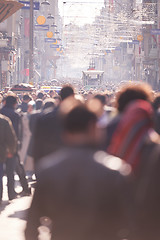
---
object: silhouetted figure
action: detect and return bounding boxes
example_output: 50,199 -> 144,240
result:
25,102 -> 133,240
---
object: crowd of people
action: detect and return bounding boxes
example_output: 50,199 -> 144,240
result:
0,82 -> 160,240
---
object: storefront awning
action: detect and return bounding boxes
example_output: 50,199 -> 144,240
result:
0,0 -> 24,23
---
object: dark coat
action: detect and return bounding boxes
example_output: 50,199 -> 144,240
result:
0,114 -> 17,162
134,140 -> 160,240
25,148 -> 133,240
0,105 -> 22,141
32,108 -> 62,164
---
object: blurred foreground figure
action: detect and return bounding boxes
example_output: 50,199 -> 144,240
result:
0,114 -> 17,202
32,85 -> 74,167
25,102 -> 133,240
107,100 -> 156,172
0,95 -> 31,198
107,100 -> 160,240
104,83 -> 153,149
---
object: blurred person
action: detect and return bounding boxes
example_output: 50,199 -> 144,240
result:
19,94 -> 32,113
25,103 -> 133,240
49,90 -> 56,98
32,85 -> 75,166
152,93 -> 160,111
0,95 -> 31,197
0,93 -> 3,109
152,93 -> 160,134
59,84 -> 74,101
104,83 -> 153,149
94,94 -> 115,127
27,100 -> 36,113
107,100 -> 157,173
53,95 -> 61,107
0,114 -> 17,202
107,99 -> 160,240
37,92 -> 44,100
43,98 -> 55,112
27,98 -> 56,161
35,99 -> 43,111
19,100 -> 35,181
0,95 -> 21,147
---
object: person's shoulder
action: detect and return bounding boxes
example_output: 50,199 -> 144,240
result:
0,113 -> 8,121
38,148 -> 70,167
0,113 -> 12,126
93,150 -> 132,177
37,108 -> 59,126
37,148 -> 131,178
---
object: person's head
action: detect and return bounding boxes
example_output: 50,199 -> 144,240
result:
36,99 -> 43,110
63,104 -> 98,146
59,85 -> 74,101
107,100 -> 158,171
27,100 -> 35,113
37,92 -> 44,100
23,94 -> 32,103
94,94 -> 106,106
53,95 -> 61,107
116,83 -> 153,113
5,95 -> 17,108
43,98 -> 55,111
49,90 -> 56,98
153,93 -> 160,111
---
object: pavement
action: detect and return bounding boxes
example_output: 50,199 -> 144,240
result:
0,176 -> 33,240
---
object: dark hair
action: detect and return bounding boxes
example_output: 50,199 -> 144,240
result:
94,94 -> 106,105
116,83 -> 152,112
37,92 -> 44,100
23,94 -> 31,101
36,99 -> 43,110
43,98 -> 55,110
153,94 -> 160,111
5,95 -> 17,107
59,85 -> 74,101
64,106 -> 97,133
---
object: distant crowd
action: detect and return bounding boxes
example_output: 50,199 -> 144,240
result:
1,82 -> 160,240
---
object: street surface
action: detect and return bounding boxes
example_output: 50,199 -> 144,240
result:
0,176 -> 33,240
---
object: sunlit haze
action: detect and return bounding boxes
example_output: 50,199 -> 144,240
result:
59,0 -> 104,26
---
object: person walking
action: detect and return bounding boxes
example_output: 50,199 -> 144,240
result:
25,102 -> 133,240
0,94 -> 31,198
0,113 -> 17,201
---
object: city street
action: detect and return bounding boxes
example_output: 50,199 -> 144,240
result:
0,176 -> 32,240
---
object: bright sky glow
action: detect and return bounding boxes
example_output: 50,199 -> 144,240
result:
58,0 -> 104,26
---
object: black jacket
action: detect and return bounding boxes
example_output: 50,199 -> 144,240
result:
25,148 -> 133,240
0,105 -> 22,142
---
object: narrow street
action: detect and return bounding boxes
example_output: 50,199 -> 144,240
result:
0,176 -> 32,240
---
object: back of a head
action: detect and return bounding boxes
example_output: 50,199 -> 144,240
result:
64,105 -> 97,134
116,83 -> 152,112
43,98 -> 55,111
37,92 -> 44,100
94,94 -> 106,105
36,99 -> 43,110
59,85 -> 74,101
23,94 -> 32,102
5,95 -> 17,107
153,94 -> 160,111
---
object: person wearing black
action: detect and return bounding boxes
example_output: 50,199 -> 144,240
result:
25,102 -> 133,240
0,94 -> 31,199
32,85 -> 74,168
0,113 -> 17,202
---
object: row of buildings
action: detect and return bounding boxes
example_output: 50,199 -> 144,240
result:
0,0 -> 160,90
94,0 -> 160,89
60,0 -> 160,90
0,0 -> 60,89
